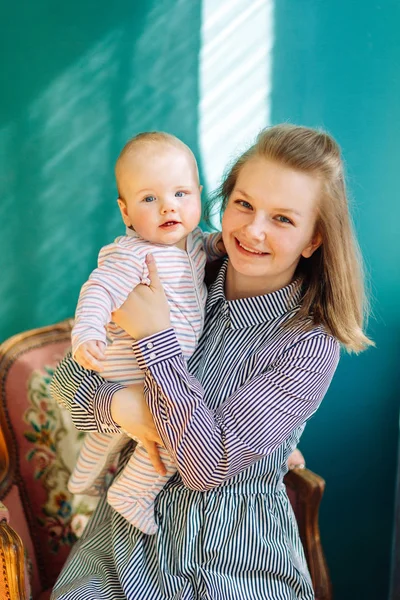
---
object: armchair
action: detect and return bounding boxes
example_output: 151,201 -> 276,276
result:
0,320 -> 332,599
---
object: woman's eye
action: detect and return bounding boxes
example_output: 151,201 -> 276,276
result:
276,215 -> 292,224
143,195 -> 156,203
175,191 -> 186,198
236,200 -> 252,209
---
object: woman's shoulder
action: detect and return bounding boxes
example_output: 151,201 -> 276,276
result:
283,317 -> 341,355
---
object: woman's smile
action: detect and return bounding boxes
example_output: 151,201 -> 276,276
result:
235,237 -> 270,257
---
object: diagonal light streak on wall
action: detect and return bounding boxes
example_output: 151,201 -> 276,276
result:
199,0 -> 274,227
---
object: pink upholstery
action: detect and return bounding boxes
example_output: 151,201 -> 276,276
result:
0,322 -> 97,598
3,340 -> 73,595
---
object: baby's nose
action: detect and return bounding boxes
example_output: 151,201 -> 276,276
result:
161,197 -> 178,213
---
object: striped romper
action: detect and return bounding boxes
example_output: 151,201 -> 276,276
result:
70,226 -> 220,534
51,259 -> 340,600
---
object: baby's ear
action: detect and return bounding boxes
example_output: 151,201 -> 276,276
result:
199,184 -> 203,194
117,198 -> 131,227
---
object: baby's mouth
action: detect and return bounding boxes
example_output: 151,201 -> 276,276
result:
160,221 -> 181,228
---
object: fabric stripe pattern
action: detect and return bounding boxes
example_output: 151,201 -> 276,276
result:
51,259 -> 340,600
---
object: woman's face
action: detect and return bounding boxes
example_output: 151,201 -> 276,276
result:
221,157 -> 322,298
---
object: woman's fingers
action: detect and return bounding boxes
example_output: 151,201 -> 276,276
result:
287,448 -> 306,470
112,256 -> 171,339
145,253 -> 161,290
142,440 -> 167,476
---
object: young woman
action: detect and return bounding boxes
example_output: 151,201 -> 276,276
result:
50,124 -> 372,600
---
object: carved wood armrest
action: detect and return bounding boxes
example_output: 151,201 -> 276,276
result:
0,501 -> 29,600
284,468 -> 332,600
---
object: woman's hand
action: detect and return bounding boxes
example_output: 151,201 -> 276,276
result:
287,448 -> 306,470
112,254 -> 171,340
111,384 -> 167,475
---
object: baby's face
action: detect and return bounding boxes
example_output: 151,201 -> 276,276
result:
117,145 -> 202,250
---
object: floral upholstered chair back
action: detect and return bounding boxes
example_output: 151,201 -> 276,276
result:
0,320 -> 97,599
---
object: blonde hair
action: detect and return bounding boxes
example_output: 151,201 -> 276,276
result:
206,124 -> 373,353
115,132 -> 199,200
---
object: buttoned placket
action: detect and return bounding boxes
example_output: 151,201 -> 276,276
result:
223,301 -> 231,329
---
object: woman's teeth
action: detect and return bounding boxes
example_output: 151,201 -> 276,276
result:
238,240 -> 265,255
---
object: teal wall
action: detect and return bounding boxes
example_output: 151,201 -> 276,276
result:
1,2 -> 399,599
271,2 -> 400,598
0,0 -> 204,341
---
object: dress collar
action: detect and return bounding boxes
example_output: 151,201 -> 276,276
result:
207,259 -> 303,328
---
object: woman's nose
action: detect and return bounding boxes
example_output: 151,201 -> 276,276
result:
245,216 -> 267,240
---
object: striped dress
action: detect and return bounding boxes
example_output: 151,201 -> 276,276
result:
50,259 -> 340,600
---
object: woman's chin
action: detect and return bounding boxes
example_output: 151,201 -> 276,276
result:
229,249 -> 271,277
229,256 -> 271,281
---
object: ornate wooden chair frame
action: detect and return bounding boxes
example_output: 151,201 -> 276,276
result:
0,321 -> 332,600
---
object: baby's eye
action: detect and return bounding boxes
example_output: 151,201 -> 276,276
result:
143,195 -> 156,203
175,191 -> 186,198
276,215 -> 293,224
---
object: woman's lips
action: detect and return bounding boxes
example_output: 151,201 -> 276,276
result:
235,237 -> 269,256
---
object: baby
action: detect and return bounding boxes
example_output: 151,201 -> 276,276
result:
70,132 -> 223,534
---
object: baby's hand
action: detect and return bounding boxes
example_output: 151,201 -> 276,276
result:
74,340 -> 106,371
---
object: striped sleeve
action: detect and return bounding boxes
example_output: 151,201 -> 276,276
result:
201,231 -> 224,262
132,330 -> 340,491
49,352 -> 123,433
71,243 -> 142,355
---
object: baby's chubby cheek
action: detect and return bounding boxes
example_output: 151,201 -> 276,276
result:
184,203 -> 202,229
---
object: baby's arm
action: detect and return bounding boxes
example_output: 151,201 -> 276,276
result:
72,242 -> 143,370
200,230 -> 226,261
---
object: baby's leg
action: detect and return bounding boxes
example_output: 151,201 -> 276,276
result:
107,445 -> 176,535
69,432 -> 129,496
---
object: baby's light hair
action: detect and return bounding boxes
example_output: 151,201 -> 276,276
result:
115,132 -> 199,201
206,124 -> 373,353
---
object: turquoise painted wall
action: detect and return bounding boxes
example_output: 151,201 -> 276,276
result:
271,2 -> 400,598
0,0 -> 204,342
1,2 -> 398,599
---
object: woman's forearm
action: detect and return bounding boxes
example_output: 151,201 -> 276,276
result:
132,329 -> 339,491
50,352 -> 123,433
